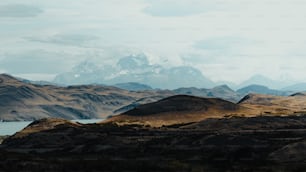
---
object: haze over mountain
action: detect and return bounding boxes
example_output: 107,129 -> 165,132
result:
51,53 -> 306,90
282,83 -> 306,92
236,84 -> 291,96
54,54 -> 215,89
238,74 -> 293,90
174,85 -> 241,102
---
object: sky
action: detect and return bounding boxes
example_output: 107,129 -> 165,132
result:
1,0 -> 306,83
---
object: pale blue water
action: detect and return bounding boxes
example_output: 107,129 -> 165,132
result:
0,119 -> 104,136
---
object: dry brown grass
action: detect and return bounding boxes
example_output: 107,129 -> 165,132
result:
105,93 -> 306,127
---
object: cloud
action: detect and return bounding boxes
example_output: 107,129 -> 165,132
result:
14,73 -> 56,81
193,37 -> 252,51
0,50 -> 77,74
1,0 -> 306,83
143,0 -> 217,17
0,69 -> 7,74
0,4 -> 43,18
25,34 -> 100,47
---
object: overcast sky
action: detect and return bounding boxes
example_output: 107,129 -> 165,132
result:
1,0 -> 306,83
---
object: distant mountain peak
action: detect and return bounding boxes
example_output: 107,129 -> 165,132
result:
72,60 -> 100,74
117,54 -> 149,70
239,74 -> 294,90
213,84 -> 233,90
237,84 -> 289,96
54,53 -> 215,89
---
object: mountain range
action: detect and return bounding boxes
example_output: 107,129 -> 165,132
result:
51,53 -> 306,91
0,74 -> 240,121
54,54 -> 215,89
0,73 -> 305,121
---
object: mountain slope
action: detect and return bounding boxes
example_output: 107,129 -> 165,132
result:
0,74 -> 174,121
238,93 -> 306,115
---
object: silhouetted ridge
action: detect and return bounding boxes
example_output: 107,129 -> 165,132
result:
237,94 -> 253,104
290,92 -> 306,97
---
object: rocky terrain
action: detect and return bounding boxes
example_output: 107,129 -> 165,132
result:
2,115 -> 306,171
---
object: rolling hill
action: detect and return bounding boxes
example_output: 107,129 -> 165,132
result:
107,92 -> 306,126
104,95 -> 248,126
238,93 -> 306,115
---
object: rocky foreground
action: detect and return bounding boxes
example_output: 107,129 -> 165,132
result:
1,116 -> 306,172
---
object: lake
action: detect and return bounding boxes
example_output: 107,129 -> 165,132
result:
0,119 -> 104,136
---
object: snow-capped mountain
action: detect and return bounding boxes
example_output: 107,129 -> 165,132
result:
54,54 -> 215,89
